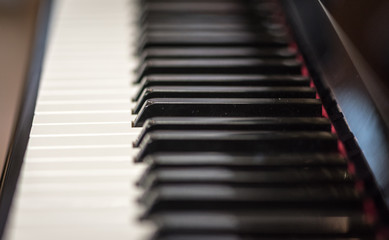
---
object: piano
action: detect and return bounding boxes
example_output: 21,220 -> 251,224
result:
0,0 -> 388,239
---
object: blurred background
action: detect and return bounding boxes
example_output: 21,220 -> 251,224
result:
0,0 -> 388,173
0,0 -> 40,169
327,0 -> 389,90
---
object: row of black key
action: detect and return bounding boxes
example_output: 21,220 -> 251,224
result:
132,0 -> 373,239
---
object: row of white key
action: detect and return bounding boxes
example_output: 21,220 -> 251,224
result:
5,0 -> 155,239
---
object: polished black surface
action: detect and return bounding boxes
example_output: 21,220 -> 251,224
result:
134,117 -> 331,147
150,211 -> 373,238
138,167 -> 353,190
143,152 -> 348,168
135,130 -> 338,162
133,86 -> 316,114
141,184 -> 361,216
135,74 -> 311,100
136,59 -> 302,83
133,98 -> 322,127
283,0 -> 389,212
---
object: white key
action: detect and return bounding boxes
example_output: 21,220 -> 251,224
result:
4,0 -> 156,239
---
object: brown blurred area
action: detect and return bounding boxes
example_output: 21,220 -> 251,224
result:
327,0 -> 389,88
0,0 -> 41,171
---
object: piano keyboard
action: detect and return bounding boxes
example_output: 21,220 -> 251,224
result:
3,0 -> 384,239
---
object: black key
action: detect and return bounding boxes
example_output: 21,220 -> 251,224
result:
134,85 -> 315,102
139,184 -> 361,215
133,86 -> 316,113
135,75 -> 311,99
140,47 -> 296,61
143,153 -> 348,169
142,0 -> 252,2
138,33 -> 289,51
140,22 -> 285,32
151,211 -> 372,237
134,131 -> 338,162
137,167 -> 354,189
142,0 -> 244,1
158,235 -> 370,240
141,23 -> 251,31
139,31 -> 287,43
142,14 -> 250,26
133,98 -> 322,127
143,31 -> 280,38
140,5 -> 275,24
142,2 -> 248,14
136,59 -> 300,82
134,117 -> 331,147
140,10 -> 271,24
